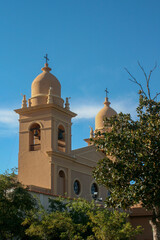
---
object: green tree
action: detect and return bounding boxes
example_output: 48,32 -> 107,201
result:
25,210 -> 76,240
25,198 -> 96,240
93,64 -> 160,240
90,209 -> 141,240
0,170 -> 37,240
25,197 -> 141,240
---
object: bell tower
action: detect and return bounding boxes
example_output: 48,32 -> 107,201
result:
15,59 -> 76,194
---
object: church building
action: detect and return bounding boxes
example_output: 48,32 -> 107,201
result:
15,59 -> 153,240
14,60 -> 112,202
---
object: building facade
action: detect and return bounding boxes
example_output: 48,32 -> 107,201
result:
15,61 -> 109,202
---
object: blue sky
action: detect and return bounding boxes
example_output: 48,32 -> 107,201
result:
0,0 -> 160,172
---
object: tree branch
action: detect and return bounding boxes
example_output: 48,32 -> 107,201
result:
124,67 -> 147,98
125,62 -> 158,100
147,62 -> 157,99
153,92 -> 160,101
138,62 -> 157,100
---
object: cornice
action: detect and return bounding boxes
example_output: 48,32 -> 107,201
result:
47,150 -> 97,168
14,103 -> 77,118
18,114 -> 73,124
46,150 -> 76,162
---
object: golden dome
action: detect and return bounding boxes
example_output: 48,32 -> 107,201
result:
95,97 -> 117,130
31,63 -> 63,107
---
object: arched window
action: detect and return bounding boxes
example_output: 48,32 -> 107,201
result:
58,125 -> 66,152
29,123 -> 41,151
74,180 -> 81,195
58,170 -> 65,196
91,183 -> 98,199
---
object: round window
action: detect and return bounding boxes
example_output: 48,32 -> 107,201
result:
74,180 -> 81,195
91,183 -> 98,199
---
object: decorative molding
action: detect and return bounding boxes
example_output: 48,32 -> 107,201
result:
46,150 -> 76,161
15,103 -> 77,118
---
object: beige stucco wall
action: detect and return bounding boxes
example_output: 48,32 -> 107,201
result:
47,145 -> 108,202
16,103 -> 74,190
18,151 -> 51,189
71,170 -> 93,200
57,166 -> 68,196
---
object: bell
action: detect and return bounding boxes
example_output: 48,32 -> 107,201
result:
34,129 -> 39,137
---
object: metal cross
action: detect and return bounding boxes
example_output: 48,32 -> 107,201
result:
105,88 -> 109,97
44,54 -> 49,64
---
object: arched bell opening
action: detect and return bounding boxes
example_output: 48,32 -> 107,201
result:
58,124 -> 66,152
29,123 -> 41,151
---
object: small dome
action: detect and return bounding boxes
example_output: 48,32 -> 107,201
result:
95,97 -> 117,130
31,63 -> 63,106
31,63 -> 61,98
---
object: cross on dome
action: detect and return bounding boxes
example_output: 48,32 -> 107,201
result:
44,54 -> 49,64
42,54 -> 51,72
105,88 -> 109,98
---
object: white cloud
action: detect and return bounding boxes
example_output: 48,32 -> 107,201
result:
72,105 -> 102,120
0,109 -> 18,136
72,96 -> 138,121
0,110 -> 18,126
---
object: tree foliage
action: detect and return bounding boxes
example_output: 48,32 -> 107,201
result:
93,64 -> 160,239
24,197 -> 141,240
90,209 -> 141,240
0,170 -> 37,240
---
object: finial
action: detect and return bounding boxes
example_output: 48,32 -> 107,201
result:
21,94 -> 27,108
47,87 -> 53,104
89,126 -> 94,138
41,54 -> 51,72
28,98 -> 31,107
105,88 -> 109,98
44,54 -> 49,64
65,97 -> 71,110
104,88 -> 110,107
